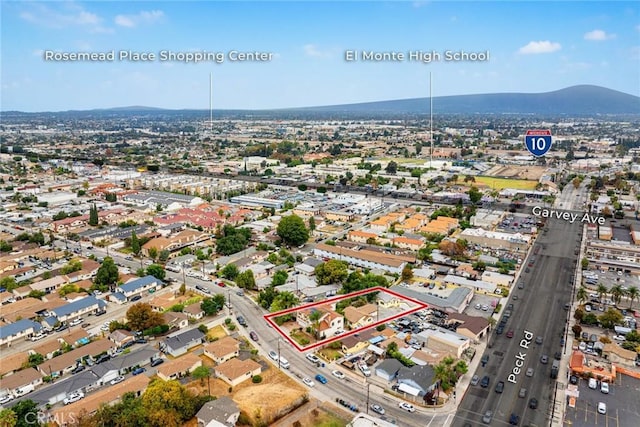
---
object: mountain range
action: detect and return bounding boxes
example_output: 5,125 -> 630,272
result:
3,85 -> 639,117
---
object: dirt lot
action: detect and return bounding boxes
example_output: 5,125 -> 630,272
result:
185,358 -> 307,427
207,325 -> 228,340
484,164 -> 547,181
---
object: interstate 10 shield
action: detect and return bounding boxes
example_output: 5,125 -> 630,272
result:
524,130 -> 552,157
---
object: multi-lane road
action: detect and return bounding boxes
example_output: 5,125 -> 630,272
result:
452,184 -> 588,427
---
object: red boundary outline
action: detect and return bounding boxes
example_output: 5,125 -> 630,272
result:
263,286 -> 429,352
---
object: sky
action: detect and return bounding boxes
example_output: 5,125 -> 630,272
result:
1,1 -> 639,112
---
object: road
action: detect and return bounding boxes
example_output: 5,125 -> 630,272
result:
451,184 -> 587,427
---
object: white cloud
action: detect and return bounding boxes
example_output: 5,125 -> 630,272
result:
584,29 -> 616,41
303,44 -> 334,58
19,3 -> 111,33
114,10 -> 164,28
517,40 -> 561,54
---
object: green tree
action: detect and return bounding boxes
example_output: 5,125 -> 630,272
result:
236,270 -> 256,290
576,286 -> 588,305
308,216 -> 316,232
148,247 -> 158,261
315,260 -> 349,286
276,214 -> 309,247
191,365 -> 211,388
385,161 -> 398,174
126,303 -> 164,332
60,259 -> 83,274
0,240 -> 12,252
201,294 -> 226,315
596,284 -> 608,303
27,353 -> 44,367
158,250 -> 170,262
308,309 -> 323,339
610,284 -> 625,306
271,270 -> 288,287
220,264 -> 239,280
130,230 -> 141,255
581,257 -> 589,269
400,266 -> 413,282
89,203 -> 99,226
468,186 -> 483,204
146,264 -> 166,281
95,257 -> 119,289
269,291 -> 300,312
0,408 -> 17,427
257,286 -> 278,310
142,379 -> 200,426
179,282 -> 186,296
599,308 -> 624,329
627,286 -> 639,309
11,399 -> 40,427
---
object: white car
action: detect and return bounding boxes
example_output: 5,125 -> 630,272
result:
588,378 -> 598,389
579,342 -> 587,351
332,370 -> 345,379
306,354 -> 320,364
268,350 -> 279,361
474,303 -> 482,310
613,335 -> 626,341
358,363 -> 371,377
69,318 -> 83,326
302,377 -> 315,387
597,402 -> 607,414
398,402 -> 415,412
370,404 -> 385,415
0,395 -> 13,405
63,391 -> 85,405
600,382 -> 609,394
110,376 -> 125,385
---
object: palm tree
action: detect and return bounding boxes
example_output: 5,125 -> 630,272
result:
576,286 -> 588,305
487,316 -> 497,331
596,284 -> 608,304
308,309 -> 323,340
627,286 -> 639,310
610,284 -> 624,307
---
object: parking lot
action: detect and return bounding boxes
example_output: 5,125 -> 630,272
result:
563,374 -> 640,427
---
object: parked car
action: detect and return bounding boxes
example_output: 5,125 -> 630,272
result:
529,398 -> 538,409
495,381 -> 504,393
71,365 -> 86,374
540,354 -> 549,364
506,330 -> 514,338
63,392 -> 85,405
470,375 -> 480,386
130,295 -> 142,302
249,331 -> 259,341
597,402 -> 607,414
150,358 -> 164,367
588,378 -> 598,389
480,376 -> 490,388
236,316 -> 247,327
110,376 -> 125,385
358,363 -> 371,377
132,367 -> 146,375
600,382 -> 609,394
482,410 -> 493,424
509,413 -> 520,425
302,377 -> 315,387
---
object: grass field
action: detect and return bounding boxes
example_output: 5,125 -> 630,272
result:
456,176 -> 538,190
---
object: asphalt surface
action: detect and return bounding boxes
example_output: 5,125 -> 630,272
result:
452,187 -> 586,427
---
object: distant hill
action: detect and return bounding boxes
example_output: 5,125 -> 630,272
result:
293,85 -> 640,115
3,85 -> 638,118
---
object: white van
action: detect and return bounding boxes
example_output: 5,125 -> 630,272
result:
278,356 -> 290,369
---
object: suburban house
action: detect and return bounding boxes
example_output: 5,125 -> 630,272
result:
377,293 -> 404,309
108,329 -> 135,347
297,305 -> 344,339
27,275 -> 69,294
196,396 -> 241,427
51,375 -> 150,426
396,365 -> 437,396
160,328 -> 205,357
156,353 -> 202,381
375,359 -> 404,382
117,275 -> 164,301
49,296 -> 106,323
343,304 -> 377,330
38,339 -> 115,378
0,319 -> 42,346
58,329 -> 91,348
214,358 -> 262,387
1,353 -> 29,377
446,313 -> 490,342
163,311 -> 189,330
0,367 -> 43,398
203,336 -> 240,364
184,303 -> 205,320
340,334 -> 371,356
30,339 -> 61,361
65,259 -> 101,283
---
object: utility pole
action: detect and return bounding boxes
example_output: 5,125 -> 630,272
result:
277,338 -> 281,370
365,381 -> 370,414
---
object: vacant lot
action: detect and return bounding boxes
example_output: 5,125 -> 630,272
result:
186,361 -> 306,427
207,325 -> 228,340
456,175 -> 538,190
